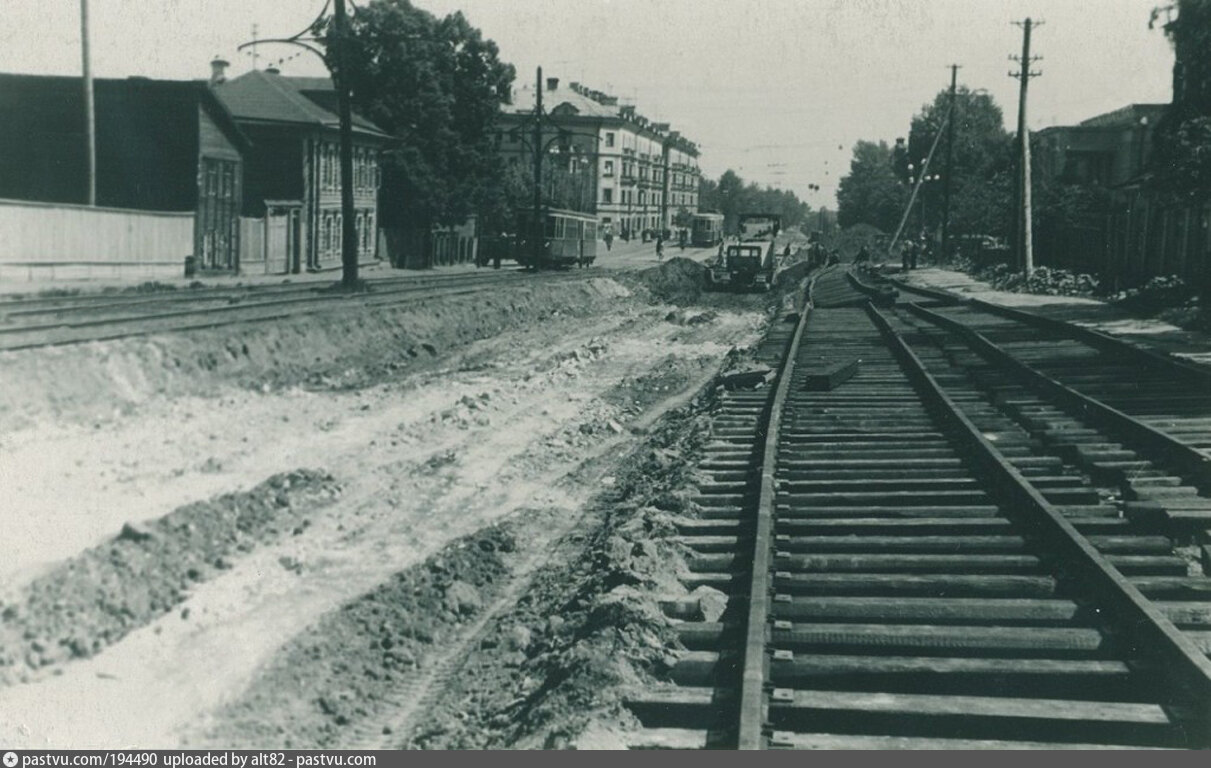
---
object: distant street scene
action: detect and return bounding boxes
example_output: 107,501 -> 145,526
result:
2,0 -> 1211,753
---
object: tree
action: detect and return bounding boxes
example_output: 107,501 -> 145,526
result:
698,169 -> 810,232
836,140 -> 909,232
1150,0 -> 1211,199
320,0 -> 516,231
906,87 -> 1013,238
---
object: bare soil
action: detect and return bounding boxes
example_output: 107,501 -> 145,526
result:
0,265 -> 782,748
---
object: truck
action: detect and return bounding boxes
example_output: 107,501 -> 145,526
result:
706,213 -> 780,292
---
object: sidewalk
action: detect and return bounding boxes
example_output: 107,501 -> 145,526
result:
899,266 -> 1211,367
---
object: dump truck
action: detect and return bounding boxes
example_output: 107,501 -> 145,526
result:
706,213 -> 779,292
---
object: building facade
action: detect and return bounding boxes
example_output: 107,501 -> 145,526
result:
213,64 -> 388,273
0,73 -> 249,272
496,77 -> 700,239
1036,104 -> 1166,188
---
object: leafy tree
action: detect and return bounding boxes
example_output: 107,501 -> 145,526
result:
697,169 -> 810,232
836,140 -> 908,232
1150,0 -> 1211,199
318,0 -> 516,230
906,87 -> 1013,237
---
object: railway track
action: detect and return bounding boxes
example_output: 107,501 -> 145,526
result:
623,267 -> 1211,749
0,269 -> 584,351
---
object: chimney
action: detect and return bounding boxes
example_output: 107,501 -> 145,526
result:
546,77 -> 559,91
569,81 -> 580,92
620,105 -> 636,119
209,57 -> 229,86
600,95 -> 618,106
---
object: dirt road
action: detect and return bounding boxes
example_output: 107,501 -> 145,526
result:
0,264 -> 773,748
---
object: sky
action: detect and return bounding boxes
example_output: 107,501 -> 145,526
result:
3,0 -> 1178,208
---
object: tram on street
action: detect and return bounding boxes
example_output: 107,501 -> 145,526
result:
514,208 -> 598,269
690,212 -> 725,247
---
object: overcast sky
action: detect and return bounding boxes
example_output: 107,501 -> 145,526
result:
3,1 -> 1177,208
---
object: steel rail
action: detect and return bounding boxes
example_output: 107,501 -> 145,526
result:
0,278 -> 566,352
0,270 -> 536,318
0,272 -> 558,334
868,301 -> 1211,744
735,271 -> 817,749
884,274 -> 1211,380
907,300 -> 1211,492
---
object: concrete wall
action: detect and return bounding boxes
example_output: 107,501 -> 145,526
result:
0,197 -> 193,281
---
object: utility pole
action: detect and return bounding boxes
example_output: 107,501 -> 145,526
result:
81,0 -> 96,206
532,66 -> 544,265
1010,19 -> 1042,275
333,0 -> 359,287
940,64 -> 960,262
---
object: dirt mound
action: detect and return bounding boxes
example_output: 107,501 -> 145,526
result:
0,278 -> 631,433
201,520 -> 519,748
0,469 -> 341,684
624,258 -> 709,304
399,394 -> 716,749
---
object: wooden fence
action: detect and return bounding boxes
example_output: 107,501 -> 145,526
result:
1103,192 -> 1211,292
0,197 -> 193,281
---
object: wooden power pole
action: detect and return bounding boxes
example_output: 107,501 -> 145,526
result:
81,0 -> 96,206
334,0 -> 359,287
532,66 -> 544,266
940,64 -> 960,261
1010,18 -> 1042,275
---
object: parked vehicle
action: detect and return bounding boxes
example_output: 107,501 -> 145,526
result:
514,208 -> 598,268
706,213 -> 779,292
690,212 -> 725,246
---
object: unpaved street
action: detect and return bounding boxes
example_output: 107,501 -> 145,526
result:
0,264 -> 773,748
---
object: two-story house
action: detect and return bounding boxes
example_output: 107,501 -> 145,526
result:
212,63 -> 389,274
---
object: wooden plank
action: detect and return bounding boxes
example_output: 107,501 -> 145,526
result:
772,623 -> 1107,653
802,358 -> 859,391
774,552 -> 1042,573
773,596 -> 1082,623
771,654 -> 1127,676
776,534 -> 1028,553
774,572 -> 1057,597
770,732 -> 1164,750
771,689 -> 1173,725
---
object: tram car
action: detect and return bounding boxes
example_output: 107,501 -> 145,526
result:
706,213 -> 779,292
690,212 -> 725,247
514,208 -> 598,269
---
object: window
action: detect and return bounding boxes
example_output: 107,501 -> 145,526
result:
605,132 -> 615,147
602,188 -> 613,204
603,160 -> 614,177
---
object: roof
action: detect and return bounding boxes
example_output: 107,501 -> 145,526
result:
0,72 -> 250,154
214,70 -> 388,139
506,79 -> 701,155
1078,103 -> 1168,128
508,82 -> 620,119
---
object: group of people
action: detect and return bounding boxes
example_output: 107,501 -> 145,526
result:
899,234 -> 932,271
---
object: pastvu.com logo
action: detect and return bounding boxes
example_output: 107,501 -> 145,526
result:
3,751 -> 18,768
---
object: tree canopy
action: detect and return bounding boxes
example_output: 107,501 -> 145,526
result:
1150,0 -> 1211,198
318,0 -> 516,229
836,140 -> 908,232
698,169 -> 811,232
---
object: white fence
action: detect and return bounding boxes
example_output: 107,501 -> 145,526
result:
0,198 -> 193,282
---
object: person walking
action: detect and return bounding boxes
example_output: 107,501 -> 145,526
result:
604,230 -> 614,252
655,236 -> 665,262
